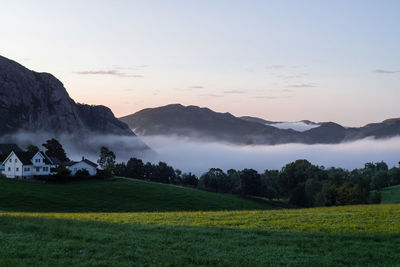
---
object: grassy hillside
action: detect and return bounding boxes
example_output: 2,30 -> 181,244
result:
0,204 -> 399,266
381,184 -> 400,204
0,177 -> 280,212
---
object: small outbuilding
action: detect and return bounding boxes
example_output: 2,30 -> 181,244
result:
66,157 -> 98,176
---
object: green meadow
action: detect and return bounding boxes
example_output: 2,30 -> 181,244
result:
0,178 -> 281,212
0,178 -> 400,266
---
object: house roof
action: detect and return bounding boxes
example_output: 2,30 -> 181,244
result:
13,151 -> 36,165
0,144 -> 22,155
39,151 -> 54,165
67,158 -> 98,168
82,158 -> 98,168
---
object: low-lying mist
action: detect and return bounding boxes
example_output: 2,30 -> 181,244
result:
141,136 -> 400,175
1,132 -> 399,175
0,131 -> 152,163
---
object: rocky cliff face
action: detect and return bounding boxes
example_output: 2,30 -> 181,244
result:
0,55 -> 133,136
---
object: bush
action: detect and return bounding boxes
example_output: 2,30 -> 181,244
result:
370,190 -> 382,204
75,169 -> 90,178
57,166 -> 71,177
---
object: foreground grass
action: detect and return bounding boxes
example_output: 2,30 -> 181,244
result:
0,215 -> 399,266
0,178 -> 279,212
2,204 -> 399,234
381,184 -> 400,204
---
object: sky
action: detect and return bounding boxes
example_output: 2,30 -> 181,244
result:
1,0 -> 399,126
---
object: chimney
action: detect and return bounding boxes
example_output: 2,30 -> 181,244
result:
82,156 -> 84,161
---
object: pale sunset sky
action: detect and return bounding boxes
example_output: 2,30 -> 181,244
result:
1,0 -> 399,126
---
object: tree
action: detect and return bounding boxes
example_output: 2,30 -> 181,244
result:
27,144 -> 39,154
181,172 -> 198,187
97,146 -> 116,170
227,169 -> 242,194
198,168 -> 229,193
42,138 -> 70,162
370,170 -> 389,190
239,169 -> 262,196
56,166 -> 71,177
336,182 -> 367,205
126,157 -> 145,179
370,190 -> 381,204
151,162 -> 176,184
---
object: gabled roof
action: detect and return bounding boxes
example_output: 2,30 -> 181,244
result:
13,151 -> 35,165
2,150 -> 58,166
82,158 -> 98,168
67,158 -> 98,168
38,151 -> 53,165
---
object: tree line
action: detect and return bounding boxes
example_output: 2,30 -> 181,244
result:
114,156 -> 400,207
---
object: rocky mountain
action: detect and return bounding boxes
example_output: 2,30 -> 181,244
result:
0,55 -> 133,136
120,104 -> 400,145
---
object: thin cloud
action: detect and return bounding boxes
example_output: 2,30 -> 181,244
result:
281,89 -> 295,93
373,69 -> 400,74
253,95 -> 280,99
188,86 -> 205,89
266,65 -> 285,70
224,90 -> 245,94
74,69 -> 143,78
199,93 -> 224,98
289,83 -> 316,88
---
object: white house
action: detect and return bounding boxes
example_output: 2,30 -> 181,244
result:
66,157 -> 98,176
0,144 -> 22,173
2,151 -> 56,179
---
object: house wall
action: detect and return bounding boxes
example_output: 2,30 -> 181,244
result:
31,153 -> 52,176
22,165 -> 34,177
3,153 -> 23,178
68,161 -> 97,176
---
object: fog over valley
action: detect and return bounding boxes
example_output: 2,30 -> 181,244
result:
141,136 -> 400,175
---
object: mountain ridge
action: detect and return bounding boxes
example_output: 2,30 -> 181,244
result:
120,104 -> 400,145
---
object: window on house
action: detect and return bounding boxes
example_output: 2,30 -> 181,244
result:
16,168 -> 19,171
36,167 -> 40,172
15,159 -> 17,163
8,167 -> 10,171
9,159 -> 11,163
24,167 -> 30,171
43,167 -> 48,172
35,159 -> 40,163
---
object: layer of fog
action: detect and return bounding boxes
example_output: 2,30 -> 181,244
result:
0,131 -> 152,164
141,136 -> 400,175
1,132 -> 399,176
265,121 -> 320,132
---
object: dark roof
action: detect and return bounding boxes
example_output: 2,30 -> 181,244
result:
67,158 -> 97,168
62,161 -> 77,167
48,156 -> 62,166
0,144 -> 22,155
13,151 -> 35,165
39,151 -> 53,165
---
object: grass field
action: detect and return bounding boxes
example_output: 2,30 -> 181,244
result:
0,204 -> 400,266
1,178 -> 400,266
2,204 -> 399,234
0,177 -> 281,212
381,184 -> 400,204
